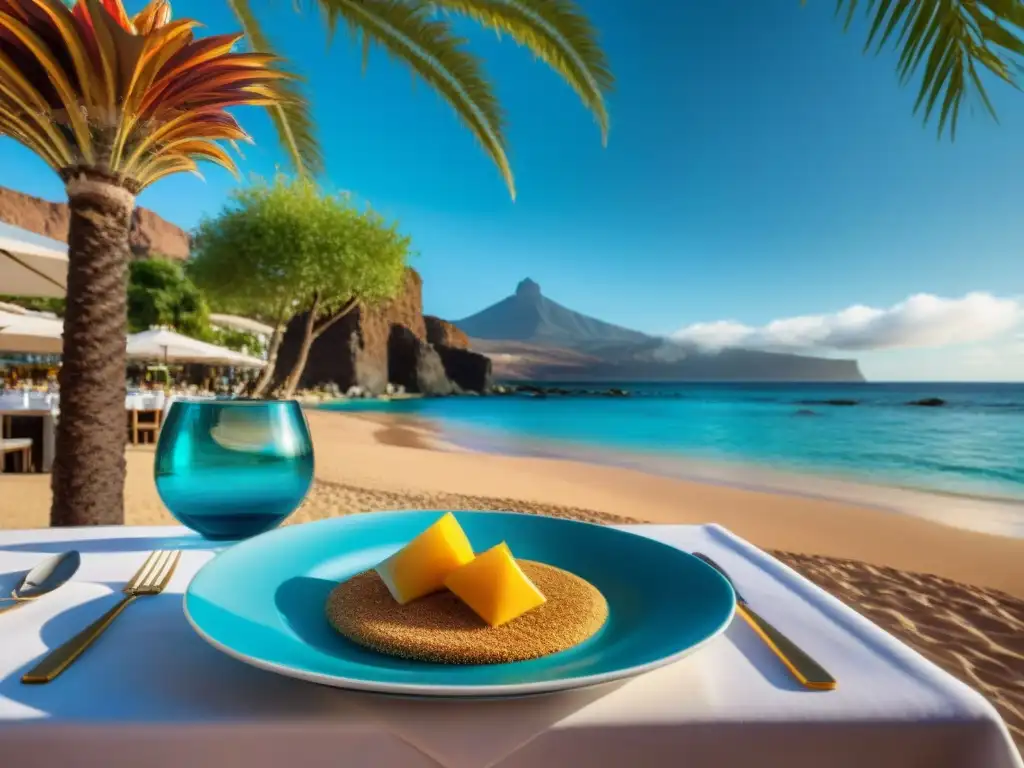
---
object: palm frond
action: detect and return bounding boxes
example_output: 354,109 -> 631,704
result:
0,0 -> 288,191
226,0 -> 324,177
828,0 -> 1024,138
319,0 -> 513,198
421,0 -> 613,144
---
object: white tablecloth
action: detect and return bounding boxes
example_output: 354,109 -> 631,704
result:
0,524 -> 1018,768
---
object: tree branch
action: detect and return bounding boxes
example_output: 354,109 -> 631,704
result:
305,291 -> 321,333
311,297 -> 360,339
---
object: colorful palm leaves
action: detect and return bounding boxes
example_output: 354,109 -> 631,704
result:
0,0 -> 289,190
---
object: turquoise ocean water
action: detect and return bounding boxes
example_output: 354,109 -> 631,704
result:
322,383 -> 1024,505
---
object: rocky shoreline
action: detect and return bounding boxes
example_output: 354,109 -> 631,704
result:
270,268 -> 954,410
294,382 -> 639,403
294,382 -> 960,408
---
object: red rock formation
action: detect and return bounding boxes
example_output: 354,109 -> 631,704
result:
424,315 -> 469,349
274,268 -> 495,394
355,268 -> 428,376
0,185 -> 190,260
274,268 -> 427,393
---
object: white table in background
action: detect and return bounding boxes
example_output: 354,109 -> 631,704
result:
0,393 -> 168,473
0,524 -> 1018,768
0,395 -> 57,472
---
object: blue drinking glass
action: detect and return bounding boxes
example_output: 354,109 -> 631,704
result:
155,399 -> 314,541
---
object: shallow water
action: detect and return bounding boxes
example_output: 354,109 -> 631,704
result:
325,383 -> 1024,501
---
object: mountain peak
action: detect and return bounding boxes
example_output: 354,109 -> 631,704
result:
515,278 -> 542,299
455,278 -> 651,348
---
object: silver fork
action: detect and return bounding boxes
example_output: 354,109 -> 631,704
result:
21,550 -> 182,684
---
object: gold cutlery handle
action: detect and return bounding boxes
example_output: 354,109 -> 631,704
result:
22,594 -> 137,684
0,599 -> 28,615
737,603 -> 837,690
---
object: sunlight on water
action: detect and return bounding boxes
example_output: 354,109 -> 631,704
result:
324,383 -> 1024,502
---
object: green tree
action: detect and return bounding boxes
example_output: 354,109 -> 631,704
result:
0,296 -> 66,317
189,175 -> 410,398
208,326 -> 266,357
127,259 -> 211,338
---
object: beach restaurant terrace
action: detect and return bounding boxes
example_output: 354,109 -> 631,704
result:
1,322 -> 265,473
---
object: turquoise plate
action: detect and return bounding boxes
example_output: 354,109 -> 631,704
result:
184,510 -> 736,697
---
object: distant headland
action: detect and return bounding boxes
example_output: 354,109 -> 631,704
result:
455,279 -> 864,383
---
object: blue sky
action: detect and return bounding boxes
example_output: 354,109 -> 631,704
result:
2,1 -> 1022,380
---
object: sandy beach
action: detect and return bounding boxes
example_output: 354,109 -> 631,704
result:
1,408 -> 1021,750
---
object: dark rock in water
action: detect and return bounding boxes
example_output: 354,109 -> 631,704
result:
388,326 -> 453,395
798,399 -> 859,406
907,398 -> 946,407
793,409 -> 818,417
434,343 -> 492,393
606,388 -> 629,397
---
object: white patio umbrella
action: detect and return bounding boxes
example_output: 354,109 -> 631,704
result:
209,313 -> 274,337
0,222 -> 68,299
0,310 -> 63,354
126,328 -> 266,368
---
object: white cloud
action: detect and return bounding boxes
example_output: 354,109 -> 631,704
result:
672,292 -> 1021,353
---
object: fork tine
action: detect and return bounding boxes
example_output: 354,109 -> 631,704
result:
153,551 -> 182,592
125,551 -> 161,592
138,551 -> 172,589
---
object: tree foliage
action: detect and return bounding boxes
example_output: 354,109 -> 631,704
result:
0,0 -> 292,190
228,0 -> 613,195
0,295 -> 65,316
207,326 -> 266,357
190,175 -> 409,320
127,258 -> 210,338
826,0 -> 1024,138
246,0 -> 1024,185
188,175 -> 411,393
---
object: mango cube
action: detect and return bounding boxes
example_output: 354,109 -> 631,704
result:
375,513 -> 475,604
444,542 -> 547,627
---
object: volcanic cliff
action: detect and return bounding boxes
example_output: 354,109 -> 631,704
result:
274,268 -> 493,395
0,185 -> 191,260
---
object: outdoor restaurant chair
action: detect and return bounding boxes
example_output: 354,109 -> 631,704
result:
0,437 -> 33,473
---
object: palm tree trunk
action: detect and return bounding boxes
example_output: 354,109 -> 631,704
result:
251,321 -> 285,398
50,173 -> 135,527
280,294 -> 320,399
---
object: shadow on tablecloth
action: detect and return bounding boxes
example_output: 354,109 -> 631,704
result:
0,535 -> 218,554
721,619 -> 809,693
0,570 -> 123,600
1,591 -> 364,720
1,589 -> 620,745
